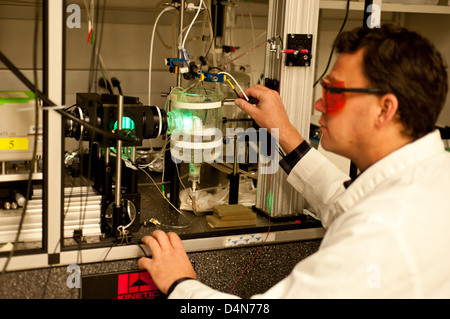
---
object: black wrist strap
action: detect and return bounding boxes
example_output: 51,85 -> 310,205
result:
279,140 -> 312,175
167,277 -> 195,296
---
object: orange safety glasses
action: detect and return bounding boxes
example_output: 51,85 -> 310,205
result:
320,78 -> 386,115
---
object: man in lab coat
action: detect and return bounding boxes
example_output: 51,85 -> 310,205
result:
138,24 -> 450,298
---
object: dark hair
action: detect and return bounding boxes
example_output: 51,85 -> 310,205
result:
333,24 -> 448,139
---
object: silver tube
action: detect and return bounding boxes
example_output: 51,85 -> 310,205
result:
33,156 -> 38,174
233,135 -> 238,175
131,146 -> 136,163
115,95 -> 124,206
105,147 -> 110,164
177,0 -> 185,87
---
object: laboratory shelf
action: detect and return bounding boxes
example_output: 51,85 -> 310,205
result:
320,0 -> 450,14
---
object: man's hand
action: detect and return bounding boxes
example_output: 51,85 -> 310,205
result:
138,230 -> 197,295
234,85 -> 304,154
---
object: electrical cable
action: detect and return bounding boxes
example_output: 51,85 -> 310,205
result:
222,74 -> 285,159
0,51 -> 139,144
95,0 -> 109,94
229,126 -> 277,294
219,71 -> 249,101
201,3 -> 215,63
86,0 -> 111,94
313,0 -> 350,87
100,239 -> 148,274
153,0 -> 176,50
229,213 -> 271,294
175,160 -> 189,193
229,167 -> 274,294
219,39 -> 268,69
139,167 -> 192,229
86,0 -> 95,91
86,0 -> 101,92
205,0 -> 217,68
148,6 -> 176,105
236,0 -> 256,85
181,0 -> 205,50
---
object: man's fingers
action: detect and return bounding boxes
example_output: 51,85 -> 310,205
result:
139,231 -> 198,294
167,232 -> 184,250
141,235 -> 161,257
235,98 -> 260,119
137,256 -> 153,271
151,229 -> 172,249
141,231 -> 183,257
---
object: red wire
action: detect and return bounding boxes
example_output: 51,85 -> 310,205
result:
229,173 -> 273,294
229,215 -> 271,294
220,40 -> 268,69
87,29 -> 93,44
228,43 -> 282,294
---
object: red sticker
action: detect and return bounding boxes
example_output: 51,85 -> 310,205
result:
117,271 -> 161,299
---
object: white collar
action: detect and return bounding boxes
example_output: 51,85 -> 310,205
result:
337,130 -> 445,211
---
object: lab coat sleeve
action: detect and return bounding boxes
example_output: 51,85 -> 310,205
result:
169,148 -> 351,299
170,212 -> 416,299
285,147 -> 349,228
248,218 -> 416,298
169,279 -> 241,299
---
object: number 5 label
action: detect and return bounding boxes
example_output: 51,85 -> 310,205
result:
0,138 -> 29,151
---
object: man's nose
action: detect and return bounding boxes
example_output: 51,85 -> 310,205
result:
314,98 -> 326,113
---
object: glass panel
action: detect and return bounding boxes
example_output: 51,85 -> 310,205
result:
60,0 -> 320,253
0,2 -> 44,255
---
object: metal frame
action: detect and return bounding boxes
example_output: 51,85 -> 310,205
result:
44,0 -> 64,264
1,227 -> 325,272
256,0 -> 320,217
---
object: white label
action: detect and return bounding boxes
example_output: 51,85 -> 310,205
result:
225,233 -> 274,247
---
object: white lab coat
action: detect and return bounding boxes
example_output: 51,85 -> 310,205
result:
170,130 -> 450,298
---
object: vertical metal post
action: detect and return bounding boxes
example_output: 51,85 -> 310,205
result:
166,0 -> 185,210
112,95 -> 124,238
229,135 -> 239,204
44,0 -> 64,262
256,0 -> 319,218
177,0 -> 185,87
115,95 -> 123,207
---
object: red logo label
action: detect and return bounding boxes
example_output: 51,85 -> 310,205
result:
117,271 -> 162,299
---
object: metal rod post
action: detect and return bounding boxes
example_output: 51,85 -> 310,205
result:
177,0 -> 185,87
229,135 -> 240,204
166,0 -> 185,210
115,95 -> 124,206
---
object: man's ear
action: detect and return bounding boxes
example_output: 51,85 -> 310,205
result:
376,93 -> 399,128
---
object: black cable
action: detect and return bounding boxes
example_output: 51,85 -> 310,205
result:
0,50 -> 137,144
111,77 -> 123,95
96,0 -> 109,93
313,0 -> 350,87
202,4 -> 215,62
